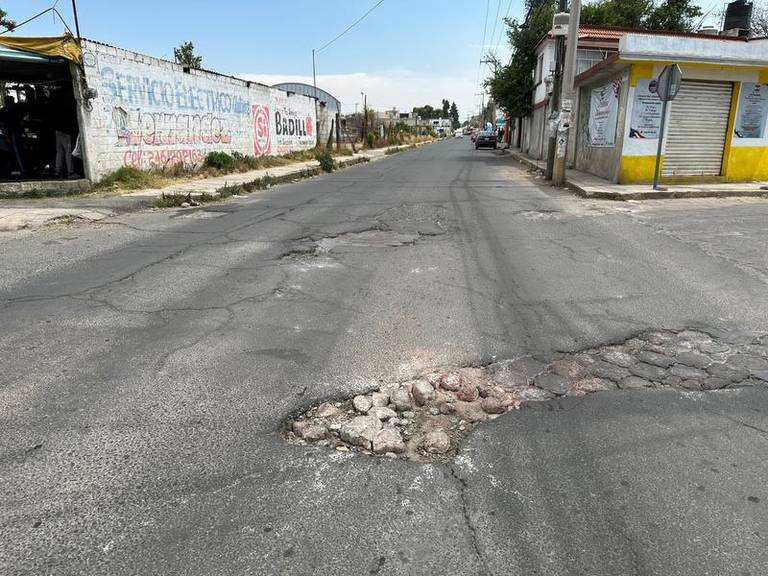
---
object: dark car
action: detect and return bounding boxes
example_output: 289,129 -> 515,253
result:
475,130 -> 497,150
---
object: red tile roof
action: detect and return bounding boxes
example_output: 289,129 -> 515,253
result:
539,25 -> 750,49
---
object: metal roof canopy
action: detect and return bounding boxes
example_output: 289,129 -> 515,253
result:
271,82 -> 341,112
0,46 -> 71,84
0,44 -> 66,64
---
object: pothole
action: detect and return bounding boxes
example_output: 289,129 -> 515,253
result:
285,329 -> 768,462
280,229 -> 419,265
515,210 -> 560,221
315,230 -> 418,251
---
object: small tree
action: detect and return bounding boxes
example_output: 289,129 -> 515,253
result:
0,7 -> 15,31
441,99 -> 450,118
449,102 -> 460,128
644,0 -> 703,32
174,41 -> 202,69
752,1 -> 768,36
581,0 -> 651,28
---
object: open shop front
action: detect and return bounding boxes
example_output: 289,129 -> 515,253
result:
0,36 -> 82,182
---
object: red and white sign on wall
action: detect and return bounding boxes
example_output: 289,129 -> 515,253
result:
252,104 -> 272,156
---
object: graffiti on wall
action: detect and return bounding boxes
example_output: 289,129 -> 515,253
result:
112,107 -> 233,147
81,42 -> 319,178
92,64 -> 251,168
100,67 -> 250,115
123,149 -> 206,169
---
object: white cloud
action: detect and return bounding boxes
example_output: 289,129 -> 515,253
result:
239,70 -> 480,119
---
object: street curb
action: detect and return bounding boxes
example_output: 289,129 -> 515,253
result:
508,150 -> 768,201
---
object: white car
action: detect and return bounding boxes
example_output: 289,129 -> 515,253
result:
454,129 -> 464,138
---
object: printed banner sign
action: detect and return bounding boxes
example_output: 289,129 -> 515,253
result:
629,79 -> 663,139
735,83 -> 768,139
589,80 -> 621,147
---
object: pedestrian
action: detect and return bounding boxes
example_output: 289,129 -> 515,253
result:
0,95 -> 26,177
53,90 -> 79,179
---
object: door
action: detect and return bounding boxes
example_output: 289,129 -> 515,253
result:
662,80 -> 733,177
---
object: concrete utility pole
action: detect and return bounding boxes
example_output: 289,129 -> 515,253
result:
545,0 -> 567,180
552,0 -> 581,187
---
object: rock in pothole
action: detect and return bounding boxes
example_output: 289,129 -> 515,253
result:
285,328 -> 768,462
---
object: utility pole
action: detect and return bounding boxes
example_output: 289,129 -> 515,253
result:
475,92 -> 486,126
71,0 -> 82,40
545,0 -> 567,180
312,49 -> 321,147
552,0 -> 581,187
361,92 -> 368,144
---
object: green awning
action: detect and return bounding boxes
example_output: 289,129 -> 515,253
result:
0,44 -> 65,64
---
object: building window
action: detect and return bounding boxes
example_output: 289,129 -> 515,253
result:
534,53 -> 544,85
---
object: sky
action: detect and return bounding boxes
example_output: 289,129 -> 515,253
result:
1,0 -> 721,117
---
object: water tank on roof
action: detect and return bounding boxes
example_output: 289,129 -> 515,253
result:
723,0 -> 753,37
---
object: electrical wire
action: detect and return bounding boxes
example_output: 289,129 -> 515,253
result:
315,0 -> 386,53
0,1 -> 73,35
491,0 -> 514,55
487,0 -> 503,56
475,0 -> 491,104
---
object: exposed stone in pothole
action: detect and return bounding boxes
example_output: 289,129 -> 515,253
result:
285,328 -> 768,462
280,229 -> 419,264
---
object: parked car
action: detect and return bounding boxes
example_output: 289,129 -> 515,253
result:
475,130 -> 497,150
454,129 -> 464,138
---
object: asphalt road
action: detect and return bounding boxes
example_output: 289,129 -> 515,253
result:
2,139 -> 767,575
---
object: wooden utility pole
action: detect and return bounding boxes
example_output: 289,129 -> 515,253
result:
553,0 -> 581,187
545,0 -> 567,180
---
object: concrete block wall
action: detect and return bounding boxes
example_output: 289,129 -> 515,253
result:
78,40 -> 317,181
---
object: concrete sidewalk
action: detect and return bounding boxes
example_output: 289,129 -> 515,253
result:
507,149 -> 768,201
0,145 -> 419,232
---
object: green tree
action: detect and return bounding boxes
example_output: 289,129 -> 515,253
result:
441,99 -> 450,117
0,7 -> 16,31
581,0 -> 651,28
581,0 -> 703,32
174,41 -> 202,69
449,102 -> 460,128
644,0 -> 703,32
413,104 -> 441,119
485,0 -> 555,119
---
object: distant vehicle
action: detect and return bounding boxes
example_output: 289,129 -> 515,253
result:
475,130 -> 497,150
463,126 -> 473,135
454,129 -> 464,138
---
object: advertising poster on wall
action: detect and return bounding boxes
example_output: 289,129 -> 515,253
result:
629,79 -> 663,139
589,80 -> 620,147
735,82 -> 768,139
269,91 -> 316,154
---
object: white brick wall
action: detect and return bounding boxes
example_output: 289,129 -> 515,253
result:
79,40 -> 317,181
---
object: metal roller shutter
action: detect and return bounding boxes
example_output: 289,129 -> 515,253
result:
662,80 -> 733,177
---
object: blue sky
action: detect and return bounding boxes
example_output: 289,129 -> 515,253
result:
1,0 -> 718,115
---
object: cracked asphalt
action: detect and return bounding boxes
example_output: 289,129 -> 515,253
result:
2,140 -> 768,575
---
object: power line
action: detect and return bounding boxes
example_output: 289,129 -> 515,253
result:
487,0 -> 503,56
475,0 -> 491,99
491,0 -> 514,55
315,0 -> 386,53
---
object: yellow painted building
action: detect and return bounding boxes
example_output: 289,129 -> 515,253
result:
573,32 -> 768,184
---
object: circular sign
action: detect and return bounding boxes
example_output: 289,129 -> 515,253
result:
253,105 -> 271,155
